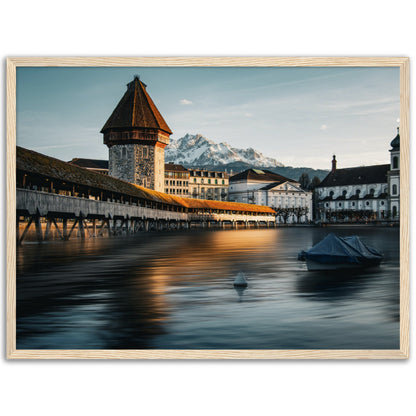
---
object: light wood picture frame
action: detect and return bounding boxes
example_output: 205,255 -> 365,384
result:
7,57 -> 409,359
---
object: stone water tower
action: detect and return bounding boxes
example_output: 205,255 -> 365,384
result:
101,76 -> 172,191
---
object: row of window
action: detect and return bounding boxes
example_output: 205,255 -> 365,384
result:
190,171 -> 226,178
193,178 -> 226,185
165,180 -> 189,187
326,185 -> 398,198
324,200 -> 385,208
165,171 -> 189,178
165,188 -> 189,195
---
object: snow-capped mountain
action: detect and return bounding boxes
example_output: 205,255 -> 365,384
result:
165,133 -> 284,169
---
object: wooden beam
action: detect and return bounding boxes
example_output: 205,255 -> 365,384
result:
83,219 -> 93,238
67,219 -> 79,239
51,218 -> 64,239
79,217 -> 85,239
18,217 -> 33,245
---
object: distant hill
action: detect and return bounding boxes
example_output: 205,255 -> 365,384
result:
165,133 -> 329,181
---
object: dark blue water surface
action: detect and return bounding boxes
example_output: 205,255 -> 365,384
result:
16,227 -> 400,349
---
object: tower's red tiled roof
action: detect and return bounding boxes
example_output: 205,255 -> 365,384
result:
101,77 -> 172,134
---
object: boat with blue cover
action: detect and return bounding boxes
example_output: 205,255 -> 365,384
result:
298,233 -> 383,271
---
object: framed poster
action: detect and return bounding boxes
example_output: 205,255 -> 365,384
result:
6,57 -> 409,359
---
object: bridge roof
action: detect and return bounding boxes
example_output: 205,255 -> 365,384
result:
17,147 -> 275,214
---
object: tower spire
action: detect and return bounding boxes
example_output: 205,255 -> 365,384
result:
331,155 -> 337,173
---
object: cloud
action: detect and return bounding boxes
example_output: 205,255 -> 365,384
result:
320,124 -> 328,130
180,99 -> 193,105
244,112 -> 253,118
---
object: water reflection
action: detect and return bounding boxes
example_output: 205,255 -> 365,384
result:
17,227 -> 400,349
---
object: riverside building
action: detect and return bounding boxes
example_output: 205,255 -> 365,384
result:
188,169 -> 229,201
228,169 -> 313,223
315,129 -> 400,223
164,163 -> 190,197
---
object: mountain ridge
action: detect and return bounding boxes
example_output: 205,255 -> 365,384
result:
165,133 -> 329,181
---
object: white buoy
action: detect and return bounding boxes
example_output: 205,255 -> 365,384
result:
233,272 -> 248,287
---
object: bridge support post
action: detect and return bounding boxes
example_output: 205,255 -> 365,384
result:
34,215 -> 43,242
62,218 -> 68,240
44,217 -> 52,240
79,217 -> 85,239
16,216 -> 20,244
92,219 -> 97,237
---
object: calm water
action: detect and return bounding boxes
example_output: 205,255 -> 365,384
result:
16,227 -> 400,349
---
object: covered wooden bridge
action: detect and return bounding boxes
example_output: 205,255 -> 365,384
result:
16,147 -> 276,243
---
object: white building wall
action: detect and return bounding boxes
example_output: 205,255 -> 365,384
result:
229,180 -> 313,223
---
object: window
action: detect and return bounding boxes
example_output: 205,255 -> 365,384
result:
208,179 -> 211,184
393,156 -> 398,169
193,178 -> 196,183
366,201 -> 370,206
215,179 -> 218,184
143,147 -> 148,158
392,184 -> 397,195
222,180 -> 225,184
370,188 -> 375,195
392,206 -> 398,217
329,191 -> 334,198
338,203 -> 342,207
381,201 -> 385,206
342,190 -> 347,197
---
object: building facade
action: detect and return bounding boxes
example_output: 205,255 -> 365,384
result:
164,163 -> 190,197
189,169 -> 229,201
101,76 -> 172,192
388,128 -> 400,219
315,129 -> 400,223
228,169 -> 313,223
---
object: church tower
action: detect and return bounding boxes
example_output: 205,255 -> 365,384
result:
101,76 -> 172,191
388,127 -> 400,220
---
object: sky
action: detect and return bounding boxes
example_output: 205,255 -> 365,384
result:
16,66 -> 400,170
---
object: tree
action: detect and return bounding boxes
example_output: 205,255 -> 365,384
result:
293,207 -> 309,223
309,176 -> 321,190
274,207 -> 294,224
298,173 -> 310,190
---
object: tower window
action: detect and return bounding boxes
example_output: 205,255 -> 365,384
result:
392,184 -> 397,195
393,156 -> 398,169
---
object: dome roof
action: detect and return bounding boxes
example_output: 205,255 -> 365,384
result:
390,128 -> 400,150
